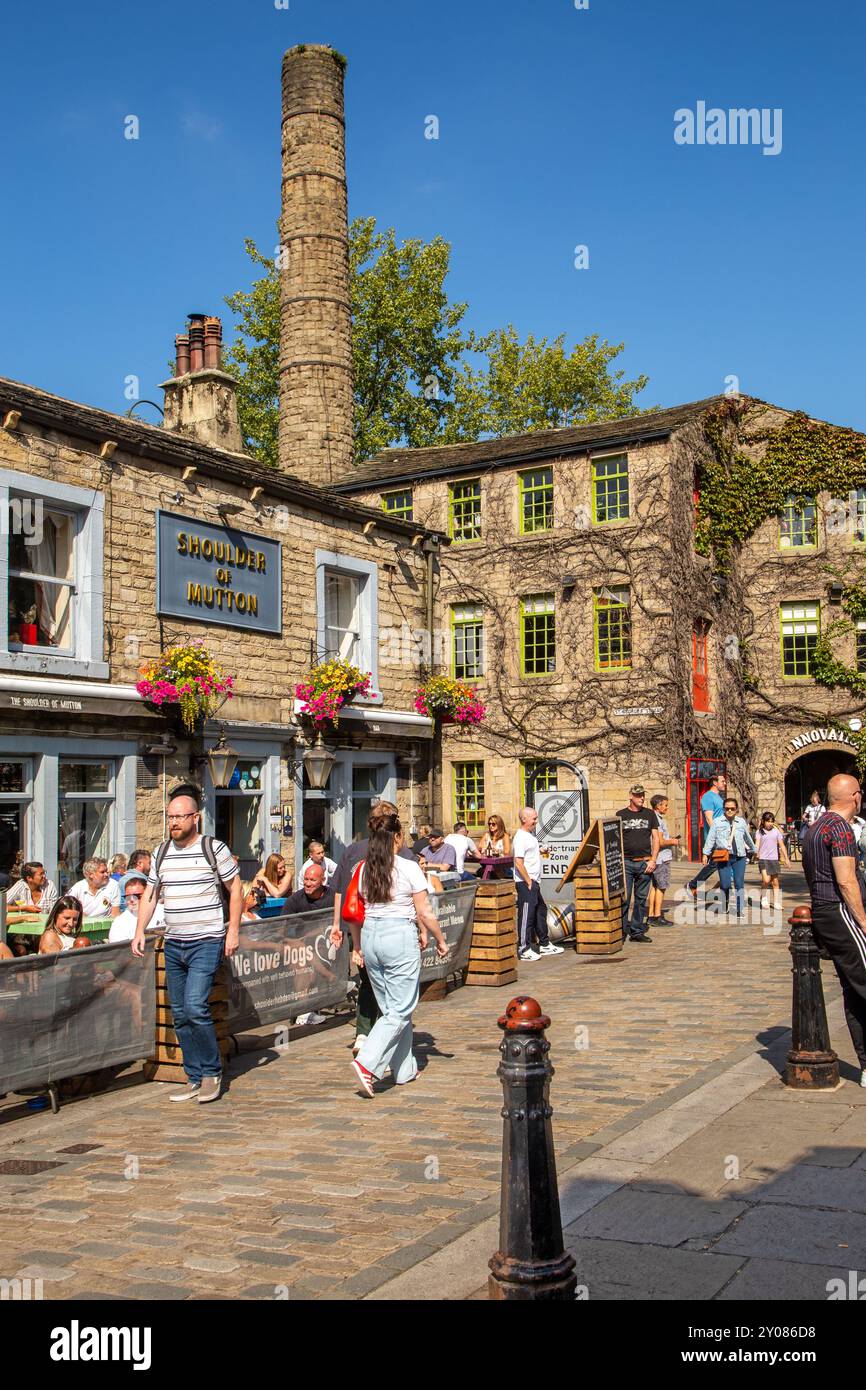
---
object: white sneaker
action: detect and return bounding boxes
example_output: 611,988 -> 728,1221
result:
352,1037 -> 364,1053
538,943 -> 564,956
860,1069 -> 866,1088
296,1011 -> 327,1026
518,949 -> 541,962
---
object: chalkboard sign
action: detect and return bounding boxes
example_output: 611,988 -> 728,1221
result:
599,818 -> 625,906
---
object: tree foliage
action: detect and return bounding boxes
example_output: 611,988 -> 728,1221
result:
223,220 -> 649,467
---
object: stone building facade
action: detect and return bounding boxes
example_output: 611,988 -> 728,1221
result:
335,396 -> 866,857
0,357 -> 440,889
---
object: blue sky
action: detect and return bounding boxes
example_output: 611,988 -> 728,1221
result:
2,0 -> 864,430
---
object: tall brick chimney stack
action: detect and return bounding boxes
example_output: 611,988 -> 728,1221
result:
161,313 -> 244,454
279,45 -> 353,485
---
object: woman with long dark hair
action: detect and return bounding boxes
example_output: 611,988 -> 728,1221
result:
39,895 -> 89,954
350,806 -> 448,1097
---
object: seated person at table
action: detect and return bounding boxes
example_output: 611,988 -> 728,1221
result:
420,829 -> 457,878
4,860 -> 58,916
39,896 -> 91,953
445,821 -> 481,881
241,882 -> 265,922
477,814 -> 512,857
284,862 -> 335,916
68,857 -> 121,920
109,853 -> 128,881
300,840 -> 337,886
109,870 -> 164,942
253,853 -> 293,899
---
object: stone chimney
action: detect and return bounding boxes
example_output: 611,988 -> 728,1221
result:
279,45 -> 353,485
161,313 -> 244,453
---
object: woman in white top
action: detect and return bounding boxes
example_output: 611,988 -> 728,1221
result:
39,896 -> 90,954
350,805 -> 448,1097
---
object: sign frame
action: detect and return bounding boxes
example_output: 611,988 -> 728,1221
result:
155,509 -> 283,636
559,816 -> 626,908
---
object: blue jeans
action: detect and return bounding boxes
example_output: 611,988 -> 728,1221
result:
717,856 -> 748,916
622,859 -> 652,937
163,936 -> 225,1083
357,917 -> 420,1084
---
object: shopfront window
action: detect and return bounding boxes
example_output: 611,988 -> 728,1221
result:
8,503 -> 76,651
351,765 -> 388,841
215,760 -> 264,880
0,759 -> 32,879
58,760 -> 114,886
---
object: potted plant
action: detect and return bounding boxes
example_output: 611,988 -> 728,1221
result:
136,640 -> 234,733
295,658 -> 374,727
414,675 -> 486,727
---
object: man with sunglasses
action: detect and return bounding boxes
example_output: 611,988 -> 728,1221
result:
615,784 -> 661,943
801,773 -> 866,1087
108,869 -> 162,942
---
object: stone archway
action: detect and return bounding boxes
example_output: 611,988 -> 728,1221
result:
784,745 -> 857,823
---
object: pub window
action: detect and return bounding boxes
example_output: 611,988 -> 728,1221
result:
0,759 -> 33,881
381,488 -> 413,521
779,494 -> 818,549
8,502 -> 76,653
592,454 -> 630,524
855,489 -> 866,544
315,549 -> 380,700
451,603 -> 484,680
323,570 -> 364,666
520,593 -> 556,676
453,761 -> 485,829
521,759 -> 558,805
594,585 -> 632,670
58,760 -> 115,887
857,620 -> 866,673
449,480 -> 481,543
518,468 -> 554,534
780,601 -> 820,677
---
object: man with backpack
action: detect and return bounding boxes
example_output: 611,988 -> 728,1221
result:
132,783 -> 242,1104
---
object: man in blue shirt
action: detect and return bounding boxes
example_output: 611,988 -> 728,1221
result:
687,772 -> 727,898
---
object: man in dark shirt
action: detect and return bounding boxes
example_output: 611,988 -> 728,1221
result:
801,773 -> 866,1085
284,863 -> 334,916
329,801 -> 418,1052
615,784 -> 661,944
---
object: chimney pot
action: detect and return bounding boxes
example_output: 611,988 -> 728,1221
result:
175,334 -> 190,377
188,314 -> 205,373
203,316 -> 222,370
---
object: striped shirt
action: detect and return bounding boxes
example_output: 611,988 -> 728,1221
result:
801,811 -> 866,905
147,837 -> 238,940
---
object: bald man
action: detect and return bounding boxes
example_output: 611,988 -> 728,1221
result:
513,807 -> 563,961
801,773 -> 866,1086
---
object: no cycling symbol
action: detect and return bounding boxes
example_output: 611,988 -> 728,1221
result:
537,791 -> 582,841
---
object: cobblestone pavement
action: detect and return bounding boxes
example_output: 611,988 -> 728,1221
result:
0,863 -> 822,1300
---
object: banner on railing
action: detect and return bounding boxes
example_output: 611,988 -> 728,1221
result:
226,911 -> 349,1031
420,884 -> 477,981
0,941 -> 156,1095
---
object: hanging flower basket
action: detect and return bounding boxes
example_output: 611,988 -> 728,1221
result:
414,675 -> 486,728
295,659 -> 374,727
136,641 -> 234,733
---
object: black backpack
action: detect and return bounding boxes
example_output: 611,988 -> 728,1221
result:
152,835 -> 232,921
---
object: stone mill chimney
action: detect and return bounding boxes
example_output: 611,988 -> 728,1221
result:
279,45 -> 354,485
161,313 -> 244,453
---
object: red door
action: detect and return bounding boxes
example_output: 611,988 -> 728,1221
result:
686,757 -> 726,859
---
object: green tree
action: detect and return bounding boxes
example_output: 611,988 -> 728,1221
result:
224,219 -> 649,466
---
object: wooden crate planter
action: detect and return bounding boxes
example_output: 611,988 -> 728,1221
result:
465,880 -> 518,987
143,940 -> 232,1083
572,864 -> 623,954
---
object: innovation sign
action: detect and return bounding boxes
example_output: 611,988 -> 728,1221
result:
156,510 -> 282,634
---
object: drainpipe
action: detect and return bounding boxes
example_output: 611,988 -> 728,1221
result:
422,536 -> 439,824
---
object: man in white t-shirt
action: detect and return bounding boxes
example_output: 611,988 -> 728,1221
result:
133,783 -> 242,1105
445,822 -> 480,881
300,840 -> 337,885
512,807 -> 563,962
109,870 -> 164,942
68,857 -> 121,920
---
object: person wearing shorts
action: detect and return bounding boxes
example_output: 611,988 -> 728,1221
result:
755,811 -> 789,907
647,794 -> 679,926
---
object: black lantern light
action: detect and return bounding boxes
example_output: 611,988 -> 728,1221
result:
303,732 -> 336,791
207,729 -> 240,789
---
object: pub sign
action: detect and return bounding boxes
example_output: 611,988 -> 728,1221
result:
156,511 -> 282,634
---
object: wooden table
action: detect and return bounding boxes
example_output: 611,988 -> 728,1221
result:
5,916 -> 113,951
475,855 -> 514,881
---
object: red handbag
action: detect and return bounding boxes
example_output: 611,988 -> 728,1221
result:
341,861 -> 365,925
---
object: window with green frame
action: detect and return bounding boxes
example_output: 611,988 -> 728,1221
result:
780,601 -> 820,676
594,585 -> 632,670
453,761 -> 485,827
520,593 -> 556,675
521,759 -> 559,804
381,488 -> 413,521
779,493 -> 817,549
449,479 -> 481,542
591,454 -> 629,524
519,467 -> 554,534
857,620 -> 866,672
855,489 -> 866,544
451,603 -> 484,680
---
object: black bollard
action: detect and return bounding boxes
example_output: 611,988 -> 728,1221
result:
785,904 -> 839,1089
488,995 -> 577,1300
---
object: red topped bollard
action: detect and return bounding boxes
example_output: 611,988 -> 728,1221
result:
488,996 -> 577,1300
785,904 -> 839,1089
